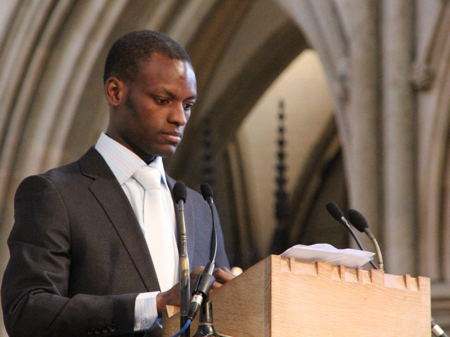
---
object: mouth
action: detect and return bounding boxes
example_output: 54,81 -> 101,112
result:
161,131 -> 182,144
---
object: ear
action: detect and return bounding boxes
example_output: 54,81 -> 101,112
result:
104,77 -> 127,107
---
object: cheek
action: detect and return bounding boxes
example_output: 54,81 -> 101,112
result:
131,102 -> 160,127
185,110 -> 192,122
136,112 -> 165,136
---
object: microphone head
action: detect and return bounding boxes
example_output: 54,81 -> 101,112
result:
173,181 -> 187,203
347,209 -> 369,232
200,183 -> 214,201
325,202 -> 344,222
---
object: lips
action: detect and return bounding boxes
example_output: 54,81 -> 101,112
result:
161,131 -> 182,144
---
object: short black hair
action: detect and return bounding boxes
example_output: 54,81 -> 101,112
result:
103,30 -> 191,83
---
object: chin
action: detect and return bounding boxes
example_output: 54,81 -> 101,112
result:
155,146 -> 178,158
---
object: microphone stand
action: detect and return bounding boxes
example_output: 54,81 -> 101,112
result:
193,300 -> 232,337
347,207 -> 449,337
187,184 -> 218,321
174,182 -> 190,337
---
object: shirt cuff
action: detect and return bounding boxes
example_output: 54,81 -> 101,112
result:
134,291 -> 160,331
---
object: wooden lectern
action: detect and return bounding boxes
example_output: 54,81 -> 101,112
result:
163,255 -> 430,337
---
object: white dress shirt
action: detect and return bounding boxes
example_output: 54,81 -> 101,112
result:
95,132 -> 179,331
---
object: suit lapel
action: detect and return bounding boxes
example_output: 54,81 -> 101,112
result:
167,177 -> 196,271
79,148 -> 160,291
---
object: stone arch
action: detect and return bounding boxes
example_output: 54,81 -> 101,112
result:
417,1 -> 450,284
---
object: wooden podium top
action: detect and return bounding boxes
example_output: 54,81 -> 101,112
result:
163,255 -> 430,337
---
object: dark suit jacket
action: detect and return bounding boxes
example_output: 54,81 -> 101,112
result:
1,148 -> 229,337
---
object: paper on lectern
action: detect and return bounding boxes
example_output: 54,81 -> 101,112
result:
280,243 -> 375,268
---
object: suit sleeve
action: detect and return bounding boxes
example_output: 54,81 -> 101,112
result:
1,175 -> 137,337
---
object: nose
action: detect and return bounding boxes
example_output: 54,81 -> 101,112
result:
169,103 -> 189,126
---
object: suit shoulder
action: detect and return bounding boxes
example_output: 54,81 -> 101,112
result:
17,166 -> 75,194
44,158 -> 82,179
166,176 -> 203,201
186,185 -> 204,202
15,160 -> 79,199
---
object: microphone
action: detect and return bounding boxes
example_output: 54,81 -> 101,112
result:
200,183 -> 214,203
347,209 -> 384,271
187,183 -> 217,321
346,209 -> 449,337
173,182 -> 190,334
325,202 -> 377,269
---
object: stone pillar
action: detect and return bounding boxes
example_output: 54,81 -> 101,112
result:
345,0 -> 381,237
381,0 -> 416,274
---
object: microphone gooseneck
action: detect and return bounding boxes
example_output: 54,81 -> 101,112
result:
325,202 -> 377,269
187,183 -> 218,321
173,181 -> 190,335
346,208 -> 448,337
347,209 -> 384,271
200,183 -> 217,264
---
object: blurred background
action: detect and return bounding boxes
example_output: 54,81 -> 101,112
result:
0,0 -> 449,334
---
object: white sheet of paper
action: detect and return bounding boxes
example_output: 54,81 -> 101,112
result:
280,243 -> 375,268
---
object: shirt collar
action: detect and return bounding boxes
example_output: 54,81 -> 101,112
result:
95,132 -> 167,186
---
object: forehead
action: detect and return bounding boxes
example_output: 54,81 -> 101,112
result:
132,53 -> 196,91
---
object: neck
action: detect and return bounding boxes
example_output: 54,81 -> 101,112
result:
104,130 -> 156,164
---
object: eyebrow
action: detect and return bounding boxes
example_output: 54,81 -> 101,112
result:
158,88 -> 197,100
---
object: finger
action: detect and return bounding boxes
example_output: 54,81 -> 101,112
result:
210,281 -> 224,290
214,266 -> 234,274
213,267 -> 235,283
220,267 -> 233,273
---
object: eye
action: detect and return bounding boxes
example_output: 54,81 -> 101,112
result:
153,96 -> 170,105
183,102 -> 194,111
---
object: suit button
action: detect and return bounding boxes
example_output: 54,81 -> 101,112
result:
108,326 -> 116,333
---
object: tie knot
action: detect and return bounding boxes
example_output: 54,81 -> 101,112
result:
133,166 -> 161,191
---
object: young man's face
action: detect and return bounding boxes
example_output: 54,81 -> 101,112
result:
106,52 -> 197,160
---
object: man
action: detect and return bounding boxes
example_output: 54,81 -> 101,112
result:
2,30 -> 232,337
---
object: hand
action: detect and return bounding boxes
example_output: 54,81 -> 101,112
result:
211,266 -> 235,289
155,266 -> 235,314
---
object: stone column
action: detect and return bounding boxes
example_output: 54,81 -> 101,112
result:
381,0 -> 416,274
345,0 -> 381,238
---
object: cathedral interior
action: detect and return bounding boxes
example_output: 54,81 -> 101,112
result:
0,0 -> 449,334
